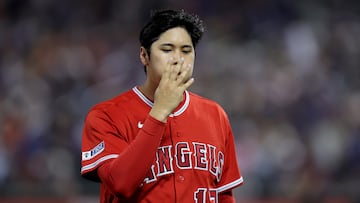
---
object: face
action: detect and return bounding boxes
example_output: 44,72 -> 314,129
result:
141,27 -> 195,85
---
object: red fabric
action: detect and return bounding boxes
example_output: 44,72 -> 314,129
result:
97,116 -> 165,198
81,87 -> 244,202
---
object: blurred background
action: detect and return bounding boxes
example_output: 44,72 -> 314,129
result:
0,0 -> 360,202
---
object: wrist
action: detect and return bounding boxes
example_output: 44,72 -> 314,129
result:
149,107 -> 170,123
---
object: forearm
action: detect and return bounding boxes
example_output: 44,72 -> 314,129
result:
97,115 -> 166,198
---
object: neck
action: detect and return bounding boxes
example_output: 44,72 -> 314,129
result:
138,80 -> 157,101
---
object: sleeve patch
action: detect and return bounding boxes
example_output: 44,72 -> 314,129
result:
82,141 -> 105,161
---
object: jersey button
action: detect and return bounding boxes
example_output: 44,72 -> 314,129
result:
177,175 -> 185,182
177,132 -> 180,137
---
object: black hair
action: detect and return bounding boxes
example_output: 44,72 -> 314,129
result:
139,9 -> 205,57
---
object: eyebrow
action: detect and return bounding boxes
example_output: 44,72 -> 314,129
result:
160,43 -> 193,49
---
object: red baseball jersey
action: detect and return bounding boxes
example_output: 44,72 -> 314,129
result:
81,86 -> 243,202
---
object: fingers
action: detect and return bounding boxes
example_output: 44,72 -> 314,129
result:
182,77 -> 195,90
163,57 -> 193,89
177,63 -> 191,81
175,62 -> 194,90
169,58 -> 184,81
162,58 -> 173,81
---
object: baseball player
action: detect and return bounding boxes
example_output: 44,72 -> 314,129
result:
81,9 -> 244,203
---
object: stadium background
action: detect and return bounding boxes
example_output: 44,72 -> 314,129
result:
0,0 -> 359,202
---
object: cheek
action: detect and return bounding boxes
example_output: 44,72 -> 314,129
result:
147,57 -> 167,80
155,59 -> 169,75
151,53 -> 168,67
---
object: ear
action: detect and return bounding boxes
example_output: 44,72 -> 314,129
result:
140,47 -> 149,66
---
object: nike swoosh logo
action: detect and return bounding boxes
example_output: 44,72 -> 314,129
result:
138,121 -> 144,129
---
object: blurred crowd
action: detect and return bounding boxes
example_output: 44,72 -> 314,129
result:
0,0 -> 359,202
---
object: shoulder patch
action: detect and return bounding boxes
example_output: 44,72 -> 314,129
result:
82,141 -> 105,161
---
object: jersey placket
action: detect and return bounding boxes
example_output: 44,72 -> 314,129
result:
169,116 -> 187,203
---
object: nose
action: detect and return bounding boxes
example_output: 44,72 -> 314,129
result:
172,56 -> 184,65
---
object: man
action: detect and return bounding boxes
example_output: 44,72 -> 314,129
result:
81,9 -> 244,202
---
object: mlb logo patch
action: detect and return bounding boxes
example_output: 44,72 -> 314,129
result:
82,141 -> 105,161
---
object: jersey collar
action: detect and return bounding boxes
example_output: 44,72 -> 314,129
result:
132,86 -> 190,117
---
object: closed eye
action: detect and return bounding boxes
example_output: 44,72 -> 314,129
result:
162,49 -> 172,53
182,50 -> 192,54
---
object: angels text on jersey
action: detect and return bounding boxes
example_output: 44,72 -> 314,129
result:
82,140 -> 225,186
143,141 -> 224,184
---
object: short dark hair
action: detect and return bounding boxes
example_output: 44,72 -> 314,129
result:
139,9 -> 205,56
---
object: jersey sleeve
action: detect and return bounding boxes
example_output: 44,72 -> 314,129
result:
216,108 -> 244,193
81,108 -> 129,181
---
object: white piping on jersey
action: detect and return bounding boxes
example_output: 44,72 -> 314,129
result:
81,154 -> 119,173
132,86 -> 190,117
133,86 -> 153,107
216,176 -> 244,193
